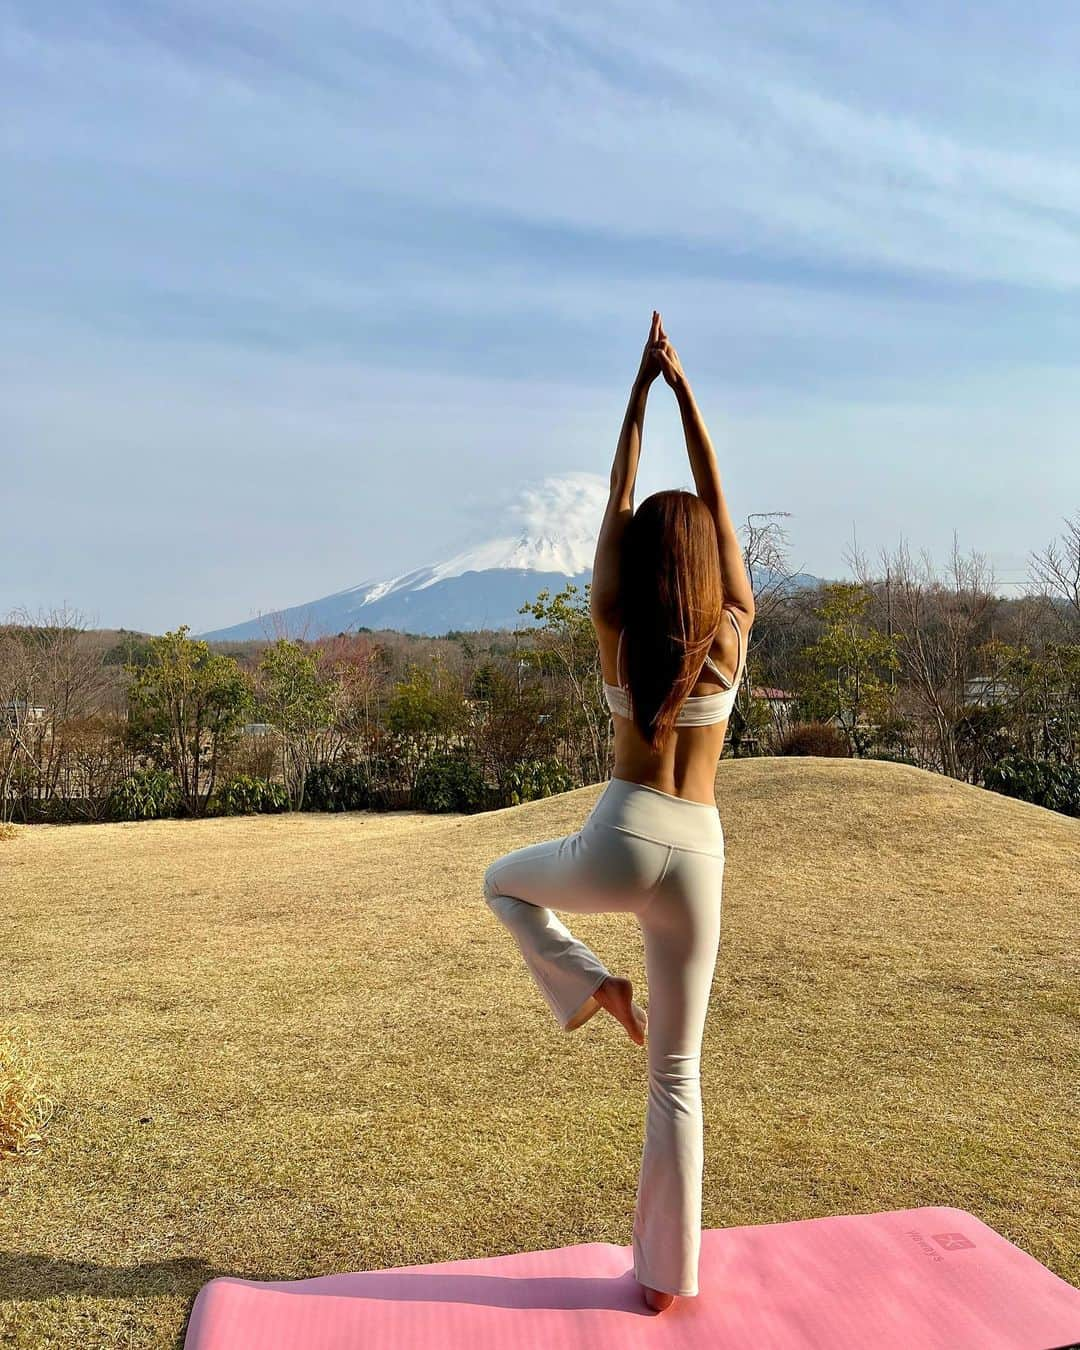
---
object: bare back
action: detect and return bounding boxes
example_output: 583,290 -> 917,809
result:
593,608 -> 750,805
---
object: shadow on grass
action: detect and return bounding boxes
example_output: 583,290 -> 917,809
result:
0,1252 -> 223,1302
1,1253 -> 225,1348
1,1253 -> 654,1347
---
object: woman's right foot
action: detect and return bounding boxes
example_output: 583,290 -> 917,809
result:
642,1285 -> 676,1312
595,975 -> 647,1045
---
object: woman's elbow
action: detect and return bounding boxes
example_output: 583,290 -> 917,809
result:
725,597 -> 755,625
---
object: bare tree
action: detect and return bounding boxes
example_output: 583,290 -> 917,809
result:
27,607 -> 109,808
728,512 -> 797,755
851,534 -> 999,779
1029,511 -> 1080,628
0,626 -> 37,823
317,633 -> 393,759
0,606 -> 112,819
742,511 -> 796,625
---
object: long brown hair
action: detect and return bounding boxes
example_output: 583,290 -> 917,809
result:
616,490 -> 725,752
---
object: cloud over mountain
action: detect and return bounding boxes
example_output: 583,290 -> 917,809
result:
199,474 -> 607,640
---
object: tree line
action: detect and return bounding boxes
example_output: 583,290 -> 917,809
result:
2,513 -> 1077,824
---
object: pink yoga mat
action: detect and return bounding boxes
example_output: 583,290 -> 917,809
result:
184,1205 -> 1080,1350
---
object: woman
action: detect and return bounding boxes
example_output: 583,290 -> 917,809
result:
483,311 -> 755,1313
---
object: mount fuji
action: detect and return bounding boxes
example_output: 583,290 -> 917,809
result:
198,474 -> 602,641
198,474 -> 817,642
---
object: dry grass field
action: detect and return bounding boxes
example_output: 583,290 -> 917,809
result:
1,757 -> 1077,1348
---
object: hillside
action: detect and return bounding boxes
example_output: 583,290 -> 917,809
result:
1,758 -> 1076,1347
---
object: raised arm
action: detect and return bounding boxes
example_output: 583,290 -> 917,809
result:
589,312 -> 663,625
653,321 -> 756,621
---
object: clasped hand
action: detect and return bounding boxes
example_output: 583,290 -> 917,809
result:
637,310 -> 687,391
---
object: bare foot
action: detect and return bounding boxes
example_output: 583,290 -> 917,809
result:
594,975 -> 647,1045
642,1285 -> 676,1312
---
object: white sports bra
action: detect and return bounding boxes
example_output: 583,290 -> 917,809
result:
603,608 -> 747,728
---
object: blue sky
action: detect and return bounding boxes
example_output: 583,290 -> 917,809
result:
3,1 -> 1078,632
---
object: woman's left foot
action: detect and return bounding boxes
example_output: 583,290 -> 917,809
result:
595,975 -> 647,1045
642,1285 -> 676,1312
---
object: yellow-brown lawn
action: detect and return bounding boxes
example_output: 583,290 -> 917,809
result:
1,757 -> 1077,1347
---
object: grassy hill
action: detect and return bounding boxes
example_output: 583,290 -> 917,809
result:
1,758 -> 1077,1347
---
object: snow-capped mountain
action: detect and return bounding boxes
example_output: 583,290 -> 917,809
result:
198,473 -> 818,642
199,474 -> 606,641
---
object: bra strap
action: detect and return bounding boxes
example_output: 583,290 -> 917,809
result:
616,629 -> 625,687
694,610 -> 744,690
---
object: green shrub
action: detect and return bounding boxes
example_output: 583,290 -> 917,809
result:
984,756 -> 1080,817
778,721 -> 850,757
870,750 -> 920,767
412,750 -> 487,814
305,762 -> 374,812
207,775 -> 289,816
503,757 -> 573,806
871,717 -> 920,766
107,768 -> 180,821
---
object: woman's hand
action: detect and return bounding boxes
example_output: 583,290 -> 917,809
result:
651,315 -> 688,392
635,310 -> 664,388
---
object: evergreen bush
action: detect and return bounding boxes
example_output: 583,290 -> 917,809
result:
207,775 -> 289,816
107,768 -> 180,821
305,762 -> 373,812
503,757 -> 573,805
412,750 -> 487,814
984,756 -> 1080,817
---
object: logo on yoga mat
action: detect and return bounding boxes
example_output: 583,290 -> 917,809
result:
931,1232 -> 976,1251
906,1229 -> 976,1261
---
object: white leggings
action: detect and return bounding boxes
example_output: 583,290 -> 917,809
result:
483,776 -> 725,1297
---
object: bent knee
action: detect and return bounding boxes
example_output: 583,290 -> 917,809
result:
483,859 -> 505,903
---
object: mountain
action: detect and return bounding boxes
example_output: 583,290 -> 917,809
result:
197,474 -> 821,641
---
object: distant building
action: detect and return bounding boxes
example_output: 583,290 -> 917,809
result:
3,701 -> 48,730
751,687 -> 797,728
963,676 -> 1016,708
240,722 -> 275,737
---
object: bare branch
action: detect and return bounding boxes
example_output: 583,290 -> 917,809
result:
1029,511 -> 1080,627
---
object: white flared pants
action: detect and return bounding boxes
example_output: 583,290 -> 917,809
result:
483,776 -> 725,1297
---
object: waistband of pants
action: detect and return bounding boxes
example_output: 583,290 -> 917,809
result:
588,777 -> 725,856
